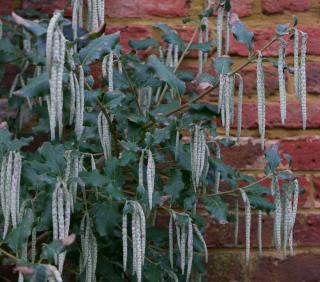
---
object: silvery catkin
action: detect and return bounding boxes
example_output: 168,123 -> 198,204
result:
216,6 -> 224,57
300,32 -> 308,130
278,41 -> 287,125
236,73 -> 243,141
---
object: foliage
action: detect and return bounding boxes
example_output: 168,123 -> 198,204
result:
0,1 -> 306,282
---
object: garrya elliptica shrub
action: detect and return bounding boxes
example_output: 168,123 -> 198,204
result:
0,0 -> 307,281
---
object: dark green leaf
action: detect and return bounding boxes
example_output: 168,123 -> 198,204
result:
213,56 -> 233,74
79,170 -> 107,187
247,194 -> 274,212
40,240 -> 64,263
164,170 -> 184,200
128,37 -> 159,50
12,12 -> 47,36
203,196 -> 228,222
153,23 -> 185,51
79,32 -> 120,65
276,23 -> 290,35
19,73 -> 49,98
148,55 -> 185,94
231,18 -> 254,51
265,144 -> 281,172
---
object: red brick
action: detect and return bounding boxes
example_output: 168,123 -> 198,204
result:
313,177 -> 320,208
0,2 -> 14,15
229,26 -> 320,57
237,102 -> 320,130
22,0 -> 69,15
250,254 -> 320,281
106,25 -> 151,52
306,62 -> 320,94
106,0 -> 188,18
261,0 -> 310,15
212,0 -> 253,17
294,214 -> 320,246
239,65 -> 279,97
279,138 -> 320,170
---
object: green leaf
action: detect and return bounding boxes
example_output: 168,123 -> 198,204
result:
0,129 -> 33,152
105,158 -> 124,187
164,170 -> 184,200
203,196 -> 228,223
247,194 -> 274,212
200,8 -> 213,18
12,12 -> 47,36
148,55 -> 185,94
79,170 -> 107,187
38,143 -> 65,175
79,32 -> 120,65
231,18 -> 254,51
40,240 -> 64,263
276,23 -> 290,35
34,265 -> 48,282
5,214 -> 33,252
128,37 -> 159,50
153,23 -> 185,51
90,202 -> 119,236
265,144 -> 281,172
19,73 -> 49,98
213,56 -> 233,74
191,40 -> 215,53
293,15 -> 298,27
103,91 -> 126,109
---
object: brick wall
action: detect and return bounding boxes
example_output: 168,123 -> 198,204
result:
2,0 -> 320,281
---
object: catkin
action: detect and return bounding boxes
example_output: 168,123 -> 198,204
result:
216,6 -> 224,57
180,223 -> 186,274
293,28 -> 300,99
214,142 -> 221,193
257,52 -> 266,149
236,73 -> 244,141
169,213 -> 174,268
166,44 -> 173,68
147,150 -> 155,210
225,12 -> 231,55
273,177 -> 282,254
198,22 -> 204,76
300,32 -> 308,130
174,44 -> 179,69
108,51 -> 114,92
278,41 -> 287,125
258,210 -> 263,256
234,199 -> 239,246
186,218 -> 193,282
97,111 -> 112,160
193,224 -> 208,263
240,189 -> 251,265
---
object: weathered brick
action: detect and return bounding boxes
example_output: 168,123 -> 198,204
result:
250,254 -> 320,281
279,138 -> 320,171
306,61 -> 320,94
22,0 -> 69,15
312,177 -> 320,208
239,65 -> 279,97
106,25 -> 151,51
206,253 -> 245,282
237,102 -> 320,130
106,0 -> 188,18
261,0 -> 310,15
0,1 -> 14,15
229,26 -> 320,57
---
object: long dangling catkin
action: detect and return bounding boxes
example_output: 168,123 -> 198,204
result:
75,66 -> 85,140
0,156 -> 6,216
180,223 -> 186,274
278,41 -> 287,125
224,75 -> 231,137
198,23 -> 204,76
122,211 -> 128,271
186,218 -> 193,282
240,189 -> 251,265
216,6 -> 224,57
97,111 -> 112,160
273,177 -> 282,254
166,43 -> 173,68
258,210 -> 263,256
10,152 -> 22,228
203,17 -> 209,64
257,51 -> 266,149
236,73 -> 243,141
31,227 -> 37,263
234,199 -> 239,246
169,213 -> 174,268
218,74 -> 226,114
108,51 -> 114,92
225,11 -> 231,55
214,142 -> 221,193
146,150 -> 155,210
193,224 -> 208,263
293,28 -> 300,99
283,185 -> 293,257
174,44 -> 179,68
300,32 -> 308,130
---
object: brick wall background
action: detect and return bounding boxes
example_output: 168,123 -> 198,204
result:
1,0 -> 320,281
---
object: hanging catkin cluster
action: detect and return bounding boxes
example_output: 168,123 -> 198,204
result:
72,0 -> 83,42
64,150 -> 80,210
80,214 -> 97,282
146,150 -> 155,210
293,30 -> 308,130
46,11 -> 66,141
102,51 -> 115,92
69,65 -> 85,140
97,111 -> 112,160
0,151 -> 22,239
51,179 -> 71,273
86,0 -> 105,31
138,87 -> 153,116
190,126 -> 209,191
240,189 -> 251,265
122,201 -> 146,282
256,51 -> 266,149
278,40 -> 287,125
272,177 -> 299,256
169,213 -> 207,281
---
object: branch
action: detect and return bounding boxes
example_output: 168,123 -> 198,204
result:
156,27 -> 199,105
0,247 -> 17,261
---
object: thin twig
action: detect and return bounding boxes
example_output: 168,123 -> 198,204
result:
0,247 -> 18,261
